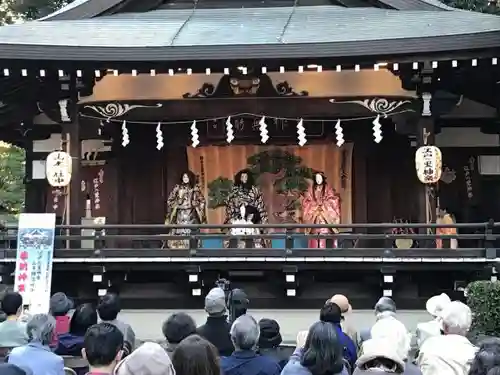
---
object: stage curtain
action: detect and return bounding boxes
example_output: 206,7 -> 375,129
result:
187,144 -> 353,226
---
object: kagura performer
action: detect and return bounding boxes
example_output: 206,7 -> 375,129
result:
436,209 -> 458,249
165,170 -> 207,249
302,172 -> 341,248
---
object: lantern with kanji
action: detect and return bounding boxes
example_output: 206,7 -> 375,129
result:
415,145 -> 442,184
46,151 -> 72,187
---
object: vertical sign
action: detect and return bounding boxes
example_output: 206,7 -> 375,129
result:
14,213 -> 56,314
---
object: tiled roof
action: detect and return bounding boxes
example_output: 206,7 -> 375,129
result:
0,5 -> 498,61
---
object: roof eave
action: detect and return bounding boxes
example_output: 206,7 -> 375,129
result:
0,33 -> 498,63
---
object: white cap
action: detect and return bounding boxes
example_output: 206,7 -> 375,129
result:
426,293 -> 451,318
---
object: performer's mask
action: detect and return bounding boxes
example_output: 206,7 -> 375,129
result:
182,173 -> 190,184
315,173 -> 323,185
241,173 -> 248,184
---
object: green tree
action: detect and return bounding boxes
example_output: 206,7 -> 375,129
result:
442,0 -> 500,13
0,144 -> 25,218
1,0 -> 73,25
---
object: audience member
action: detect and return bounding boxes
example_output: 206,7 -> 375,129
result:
221,315 -> 281,375
82,323 -> 124,375
417,301 -> 477,375
359,297 -> 398,345
7,314 -> 64,375
56,303 -> 97,356
228,289 -> 249,324
281,321 -> 349,375
369,318 -> 420,375
49,292 -> 73,338
162,312 -> 197,357
172,334 -> 220,375
197,287 -> 233,356
258,318 -> 288,369
0,363 -> 32,375
115,342 -> 175,375
97,293 -> 136,351
329,295 -> 358,347
416,293 -> 451,348
354,338 -> 406,375
0,292 -> 28,348
469,337 -> 500,375
319,302 -> 357,367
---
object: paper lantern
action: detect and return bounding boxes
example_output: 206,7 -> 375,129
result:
46,151 -> 72,187
415,146 -> 442,184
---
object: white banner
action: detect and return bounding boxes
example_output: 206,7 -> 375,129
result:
14,213 -> 56,314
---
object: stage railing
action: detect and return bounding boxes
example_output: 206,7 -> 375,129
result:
0,222 -> 499,260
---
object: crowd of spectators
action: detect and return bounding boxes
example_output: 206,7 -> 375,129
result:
0,288 -> 497,375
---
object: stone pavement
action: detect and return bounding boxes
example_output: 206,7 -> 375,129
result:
121,309 -> 430,342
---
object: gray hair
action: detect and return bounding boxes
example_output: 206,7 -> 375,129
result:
26,313 -> 56,345
374,297 -> 396,314
441,301 -> 472,336
230,314 -> 260,350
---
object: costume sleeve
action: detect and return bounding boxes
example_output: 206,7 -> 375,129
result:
302,188 -> 316,223
253,187 -> 268,224
194,185 -> 207,223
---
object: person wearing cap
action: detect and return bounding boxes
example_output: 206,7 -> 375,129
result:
258,319 -> 288,369
354,338 -> 409,375
228,289 -> 249,324
417,301 -> 477,375
329,294 -> 358,348
115,342 -> 176,375
48,292 -> 73,347
415,293 -> 451,348
197,287 -> 234,356
368,316 -> 421,375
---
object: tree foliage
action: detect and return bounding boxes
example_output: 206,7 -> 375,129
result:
442,0 -> 500,13
1,0 -> 73,24
466,280 -> 500,341
0,144 -> 25,218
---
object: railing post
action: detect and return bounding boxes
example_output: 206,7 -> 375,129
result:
189,228 -> 199,256
485,219 -> 496,259
285,227 -> 293,255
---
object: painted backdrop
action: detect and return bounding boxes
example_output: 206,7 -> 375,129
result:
187,144 -> 353,226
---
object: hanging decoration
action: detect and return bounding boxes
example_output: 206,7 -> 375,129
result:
92,168 -> 105,211
191,120 -> 200,147
259,116 -> 269,144
415,145 -> 442,184
80,110 -> 409,147
335,120 -> 344,147
297,118 -> 306,146
46,151 -> 72,187
121,120 -> 130,147
51,188 -> 63,211
226,116 -> 234,144
372,115 -> 383,143
156,123 -> 164,150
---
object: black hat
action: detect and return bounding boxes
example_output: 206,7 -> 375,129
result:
230,289 -> 249,308
258,319 -> 282,349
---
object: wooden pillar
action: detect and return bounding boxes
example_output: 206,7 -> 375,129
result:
416,92 -> 438,244
63,118 -> 81,227
24,138 -> 39,213
61,74 -> 82,231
